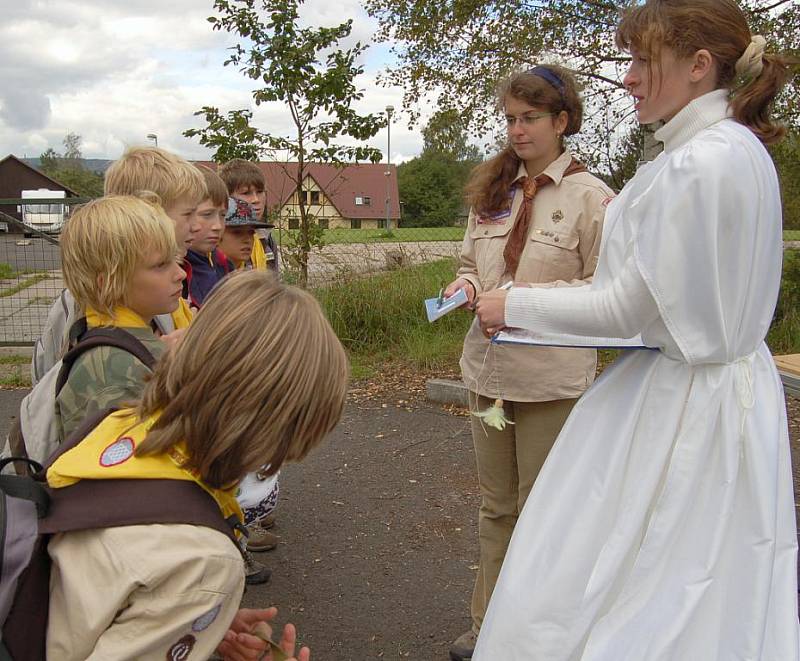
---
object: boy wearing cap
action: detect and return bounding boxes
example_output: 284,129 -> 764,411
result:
217,159 -> 280,273
218,198 -> 275,270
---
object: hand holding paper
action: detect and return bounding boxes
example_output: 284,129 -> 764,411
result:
425,287 -> 469,322
475,281 -> 512,334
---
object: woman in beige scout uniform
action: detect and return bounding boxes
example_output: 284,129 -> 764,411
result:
445,65 -> 613,661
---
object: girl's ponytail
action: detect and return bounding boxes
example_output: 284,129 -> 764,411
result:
730,49 -> 794,145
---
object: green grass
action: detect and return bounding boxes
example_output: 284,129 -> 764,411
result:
313,258 -> 471,373
768,249 -> 800,355
0,273 -> 50,298
280,229 -> 797,247
277,226 -> 464,248
316,249 -> 800,379
0,355 -> 31,366
0,373 -> 30,388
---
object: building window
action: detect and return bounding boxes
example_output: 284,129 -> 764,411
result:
378,219 -> 387,229
351,219 -> 362,229
363,196 -> 370,206
310,190 -> 320,205
355,195 -> 371,206
319,219 -> 329,229
288,218 -> 300,230
355,196 -> 363,206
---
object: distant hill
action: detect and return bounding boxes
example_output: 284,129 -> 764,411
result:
23,158 -> 113,174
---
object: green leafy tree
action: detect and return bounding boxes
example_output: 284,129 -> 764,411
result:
398,110 -> 481,226
771,130 -> 800,231
37,133 -> 104,198
184,0 -> 385,287
366,0 -> 798,179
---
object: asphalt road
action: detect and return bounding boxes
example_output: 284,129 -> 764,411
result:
0,234 -> 61,273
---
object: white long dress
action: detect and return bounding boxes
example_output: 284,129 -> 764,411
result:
473,89 -> 799,660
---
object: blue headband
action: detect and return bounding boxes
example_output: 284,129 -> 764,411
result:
527,66 -> 566,101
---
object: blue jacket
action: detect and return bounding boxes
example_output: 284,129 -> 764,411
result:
183,249 -> 233,308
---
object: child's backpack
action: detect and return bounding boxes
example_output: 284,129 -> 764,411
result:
0,456 -> 48,660
0,410 -> 243,661
4,323 -> 157,474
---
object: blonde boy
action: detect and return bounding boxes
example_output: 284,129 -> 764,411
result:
32,146 -> 205,382
184,166 -> 232,308
55,196 -> 185,440
105,147 -> 206,254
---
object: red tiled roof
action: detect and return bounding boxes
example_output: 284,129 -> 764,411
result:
195,161 -> 400,220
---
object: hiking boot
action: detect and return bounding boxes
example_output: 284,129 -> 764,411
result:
449,630 -> 477,661
243,549 -> 272,585
246,520 -> 279,552
261,512 -> 276,529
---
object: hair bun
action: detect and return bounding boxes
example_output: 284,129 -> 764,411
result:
735,35 -> 767,80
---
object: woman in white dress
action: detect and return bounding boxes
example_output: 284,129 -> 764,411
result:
472,1 -> 798,658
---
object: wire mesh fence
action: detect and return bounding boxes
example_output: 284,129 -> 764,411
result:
0,196 -> 465,345
0,198 -> 69,346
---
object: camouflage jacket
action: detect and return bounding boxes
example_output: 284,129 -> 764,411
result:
54,326 -> 166,441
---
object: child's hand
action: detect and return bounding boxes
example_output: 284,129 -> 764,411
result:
216,607 -> 310,661
158,328 -> 187,352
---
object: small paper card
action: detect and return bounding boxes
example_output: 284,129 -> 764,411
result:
493,328 -> 651,349
425,287 -> 469,323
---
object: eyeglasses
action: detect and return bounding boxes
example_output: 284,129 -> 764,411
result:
504,111 -> 556,128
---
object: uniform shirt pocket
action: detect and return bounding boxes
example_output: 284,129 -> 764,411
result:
468,221 -> 514,283
523,226 -> 582,283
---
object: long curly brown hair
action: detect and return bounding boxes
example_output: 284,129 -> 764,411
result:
465,65 -> 584,218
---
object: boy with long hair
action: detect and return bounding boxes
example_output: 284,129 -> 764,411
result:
44,270 -> 346,660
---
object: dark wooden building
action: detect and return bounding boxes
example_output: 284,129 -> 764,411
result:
0,155 -> 78,231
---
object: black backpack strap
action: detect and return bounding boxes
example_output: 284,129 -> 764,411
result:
55,327 -> 157,396
0,474 -> 48,518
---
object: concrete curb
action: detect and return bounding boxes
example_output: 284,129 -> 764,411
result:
426,378 -> 470,407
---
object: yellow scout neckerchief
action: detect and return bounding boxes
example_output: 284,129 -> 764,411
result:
85,306 -> 150,329
250,238 -> 268,271
47,409 -> 243,525
171,298 -> 194,328
85,302 -> 193,331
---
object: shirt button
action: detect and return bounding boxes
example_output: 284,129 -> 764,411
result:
554,237 -> 560,243
483,230 -> 488,235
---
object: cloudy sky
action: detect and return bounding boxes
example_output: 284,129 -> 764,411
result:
0,0 -> 423,164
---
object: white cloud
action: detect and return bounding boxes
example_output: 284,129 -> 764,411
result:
0,0 -> 427,163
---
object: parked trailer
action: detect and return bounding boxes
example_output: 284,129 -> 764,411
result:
17,189 -> 66,234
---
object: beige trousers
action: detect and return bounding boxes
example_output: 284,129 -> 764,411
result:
469,394 -> 577,633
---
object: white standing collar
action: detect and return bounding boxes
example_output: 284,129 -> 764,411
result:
654,89 -> 732,152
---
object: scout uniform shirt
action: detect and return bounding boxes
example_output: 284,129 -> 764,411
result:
54,306 -> 168,441
46,410 -> 246,661
458,150 -> 615,402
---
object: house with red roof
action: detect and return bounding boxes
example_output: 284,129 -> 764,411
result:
197,161 -> 401,230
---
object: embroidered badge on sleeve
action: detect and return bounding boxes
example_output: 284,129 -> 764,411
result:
166,634 -> 196,660
192,604 -> 222,632
99,437 -> 135,467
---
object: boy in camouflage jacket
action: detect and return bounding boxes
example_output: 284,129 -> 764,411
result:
55,196 -> 185,440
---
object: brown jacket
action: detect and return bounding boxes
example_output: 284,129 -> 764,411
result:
458,150 -> 614,402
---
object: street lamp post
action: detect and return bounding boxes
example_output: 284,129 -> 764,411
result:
146,133 -> 159,148
384,105 -> 394,232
